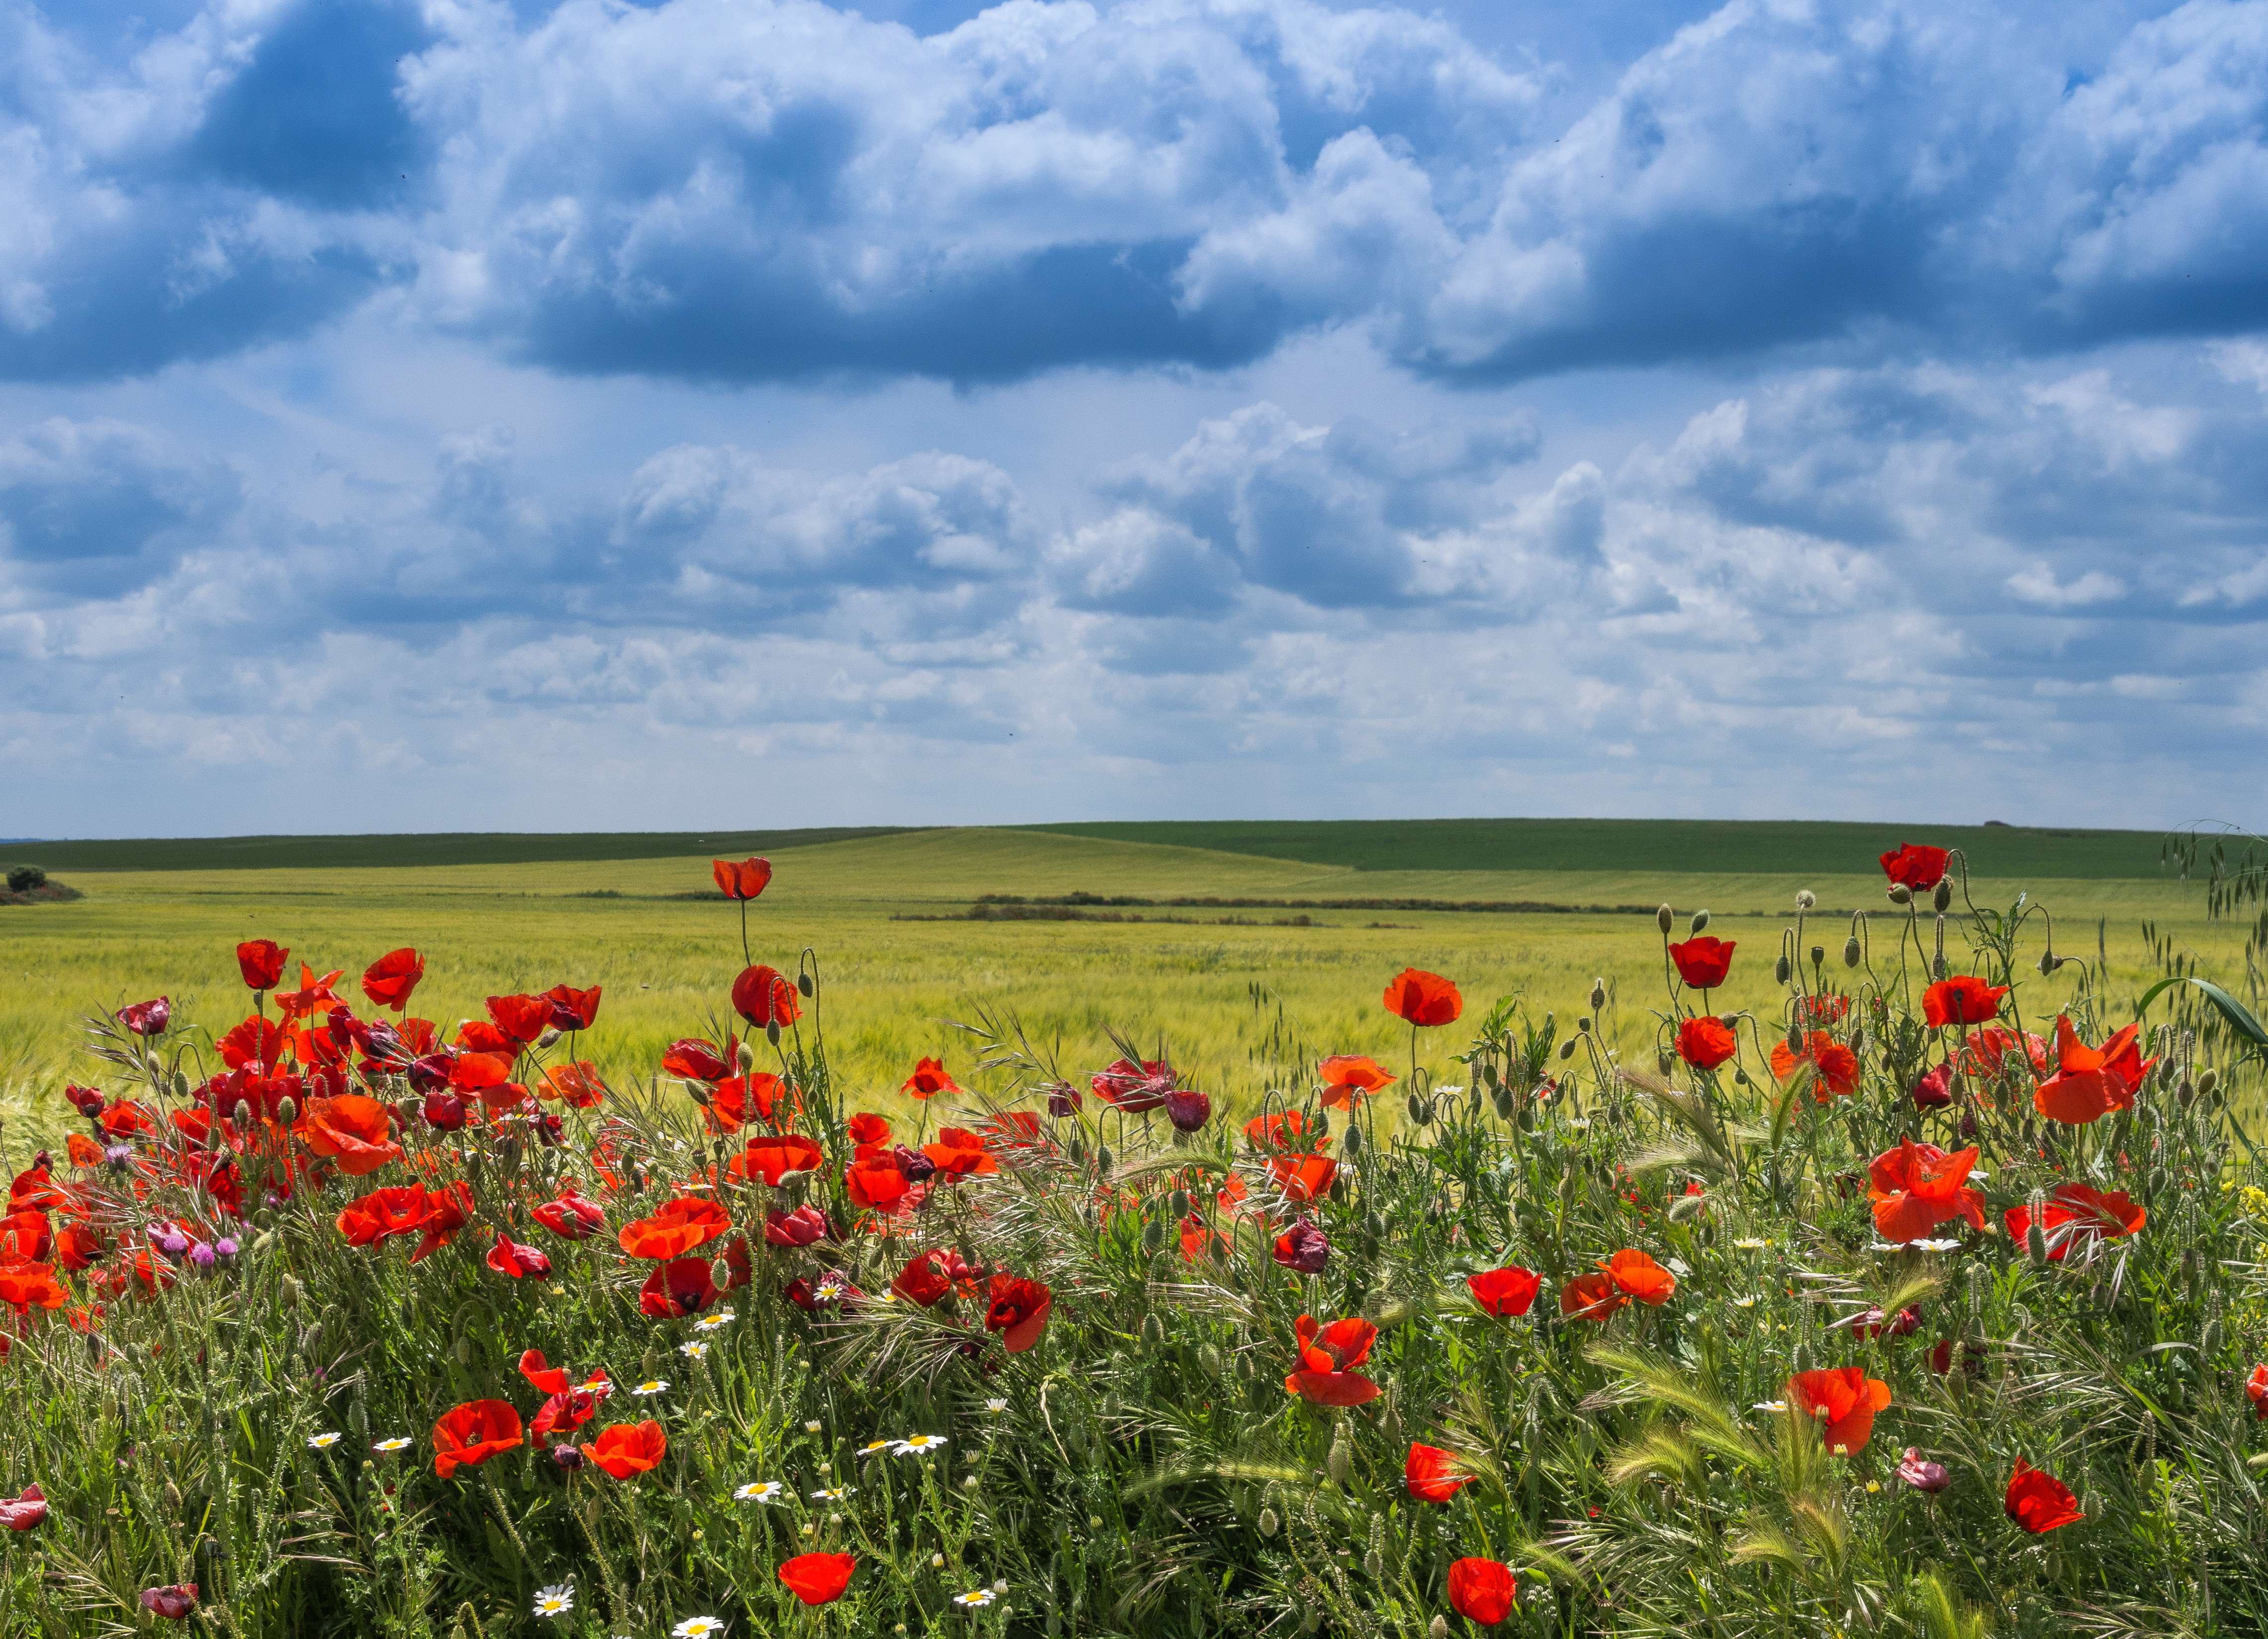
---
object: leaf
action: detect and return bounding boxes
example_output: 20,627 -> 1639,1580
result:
2137,976 -> 2268,1062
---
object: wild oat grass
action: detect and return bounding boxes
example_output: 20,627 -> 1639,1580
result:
0,834 -> 2261,1638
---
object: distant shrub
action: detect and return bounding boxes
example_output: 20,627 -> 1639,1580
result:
5,864 -> 45,892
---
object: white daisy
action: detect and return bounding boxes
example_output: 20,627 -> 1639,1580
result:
679,1340 -> 709,1359
895,1433 -> 948,1455
931,1554 -> 947,1568
804,1420 -> 824,1433
810,1485 -> 854,1501
695,1310 -> 734,1332
1753,1401 -> 1787,1414
1732,1237 -> 1771,1250
307,1432 -> 342,1449
953,1589 -> 998,1608
855,1438 -> 897,1458
735,1481 -> 785,1503
372,1437 -> 412,1453
1731,1295 -> 1759,1309
632,1380 -> 670,1396
983,1398 -> 1009,1414
533,1585 -> 575,1619
672,1619 -> 727,1638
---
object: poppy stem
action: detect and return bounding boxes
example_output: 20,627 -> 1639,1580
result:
571,1483 -> 631,1628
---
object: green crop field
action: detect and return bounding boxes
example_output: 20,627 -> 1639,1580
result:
0,823 -> 2246,1151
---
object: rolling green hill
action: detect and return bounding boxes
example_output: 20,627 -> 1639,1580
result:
1024,817 -> 2177,879
0,826 -> 912,873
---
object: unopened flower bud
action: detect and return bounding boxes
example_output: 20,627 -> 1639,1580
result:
552,1443 -> 584,1470
708,1257 -> 732,1292
1576,1016 -> 1592,1034
738,1040 -> 757,1072
1364,1549 -> 1384,1579
1689,910 -> 1711,935
536,1028 -> 562,1050
797,972 -> 815,997
765,1021 -> 782,1046
1406,1091 -> 1430,1125
1657,904 -> 1674,935
1341,1123 -> 1362,1159
1557,1038 -> 1576,1060
1808,945 -> 1825,967
1774,956 -> 1792,985
1168,1189 -> 1190,1218
1888,883 -> 1912,905
1258,1507 -> 1279,1538
1843,937 -> 1861,967
2037,948 -> 2056,975
1326,1425 -> 1352,1486
1431,1618 -> 1450,1639
233,1099 -> 254,1130
279,1274 -> 302,1308
2199,1069 -> 2219,1098
1932,880 -> 1953,913
1589,979 -> 1607,1011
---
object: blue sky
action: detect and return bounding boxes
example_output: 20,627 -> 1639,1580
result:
2,0 -> 2266,836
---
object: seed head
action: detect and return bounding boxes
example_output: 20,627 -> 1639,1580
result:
1796,890 -> 1816,911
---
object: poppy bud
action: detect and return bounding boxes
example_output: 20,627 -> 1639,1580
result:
1843,937 -> 1861,968
277,1096 -> 299,1127
737,1040 -> 757,1073
1732,1068 -> 1749,1086
708,1256 -> 731,1292
536,1028 -> 562,1050
1589,979 -> 1607,1011
2027,1225 -> 2048,1270
1431,1619 -> 1450,1639
1094,1144 -> 1112,1175
1365,1549 -> 1384,1580
2203,1317 -> 2223,1361
1808,944 -> 1824,967
1326,1424 -> 1352,1486
2179,1078 -> 2195,1108
1657,905 -> 1674,935
1169,1189 -> 1190,1218
1199,1343 -> 1223,1379
1932,879 -> 1952,913
1655,1051 -> 1674,1077
552,1444 -> 584,1471
1342,1123 -> 1362,1159
1406,1092 -> 1430,1125
1773,956 -> 1792,985
1888,883 -> 1912,905
164,1481 -> 182,1511
1576,1016 -> 1591,1034
1690,910 -> 1710,934
2036,948 -> 2056,975
797,972 -> 814,998
2200,1068 -> 2220,1098
279,1274 -> 302,1309
171,1069 -> 190,1099
1328,1176 -> 1349,1205
1141,1217 -> 1166,1255
1557,1038 -> 1575,1061
454,1334 -> 472,1365
1141,1313 -> 1166,1346
1258,1507 -> 1280,1538
1066,1135 -> 1086,1165
1491,1087 -> 1515,1121
765,1021 -> 781,1046
232,1099 -> 253,1131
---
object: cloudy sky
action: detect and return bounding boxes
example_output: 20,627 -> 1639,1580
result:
3,0 -> 2266,837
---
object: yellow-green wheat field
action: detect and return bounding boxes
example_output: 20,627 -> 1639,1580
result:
0,827 -> 2245,1147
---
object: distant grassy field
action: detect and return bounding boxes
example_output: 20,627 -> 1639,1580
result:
0,825 -> 2245,1151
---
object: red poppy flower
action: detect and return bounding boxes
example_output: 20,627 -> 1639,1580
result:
730,964 -> 800,1029
1266,1153 -> 1338,1204
2004,1459 -> 2083,1532
985,1273 -> 1053,1352
236,939 -> 289,991
1448,1558 -> 1516,1625
1667,937 -> 1736,990
410,1181 -> 475,1264
713,857 -> 774,900
362,948 -> 425,1013
300,1088 -> 395,1161
846,1160 -> 911,1210
901,1056 -> 961,1100
1770,1031 -> 1861,1101
1383,968 -> 1462,1026
778,1552 -> 856,1606
639,1257 -> 719,1318
1910,1064 -> 1953,1109
432,1400 -> 523,1479
536,1062 -> 605,1109
485,994 -> 552,1046
141,1585 -> 199,1620
587,1420 -> 667,1479
544,983 -> 602,1031
0,1259 -> 64,1314
1797,993 -> 1850,1027
766,1205 -> 830,1248
485,1231 -> 551,1280
118,997 -> 171,1036
1868,1141 -> 1986,1244
2034,1016 -> 2154,1125
1788,1367 -> 1892,1453
847,1112 -> 891,1146
53,1222 -> 103,1270
0,1484 -> 45,1531
1273,1220 -> 1330,1273
64,1134 -> 104,1169
1286,1314 -> 1381,1405
336,1186 -> 434,1248
519,1348 -> 571,1394
533,1376 -> 612,1441
0,1210 -> 51,1263
273,967 -> 344,1021
97,1098 -> 157,1139
922,1127 -> 999,1179
1406,1443 -> 1473,1502
1923,976 -> 2009,1029
1318,1055 -> 1395,1108
619,1197 -> 732,1259
1244,1111 -> 1315,1151
533,1191 -> 606,1240
1604,1248 -> 1676,1304
662,1038 -> 733,1083
1467,1266 -> 1541,1317
740,1133 -> 823,1186
1879,843 -> 1950,890
2247,1364 -> 2268,1419
1676,1016 -> 1739,1070
219,1016 -> 285,1072
2004,1182 -> 2145,1259
1962,1027 -> 2048,1080
892,1249 -> 970,1307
